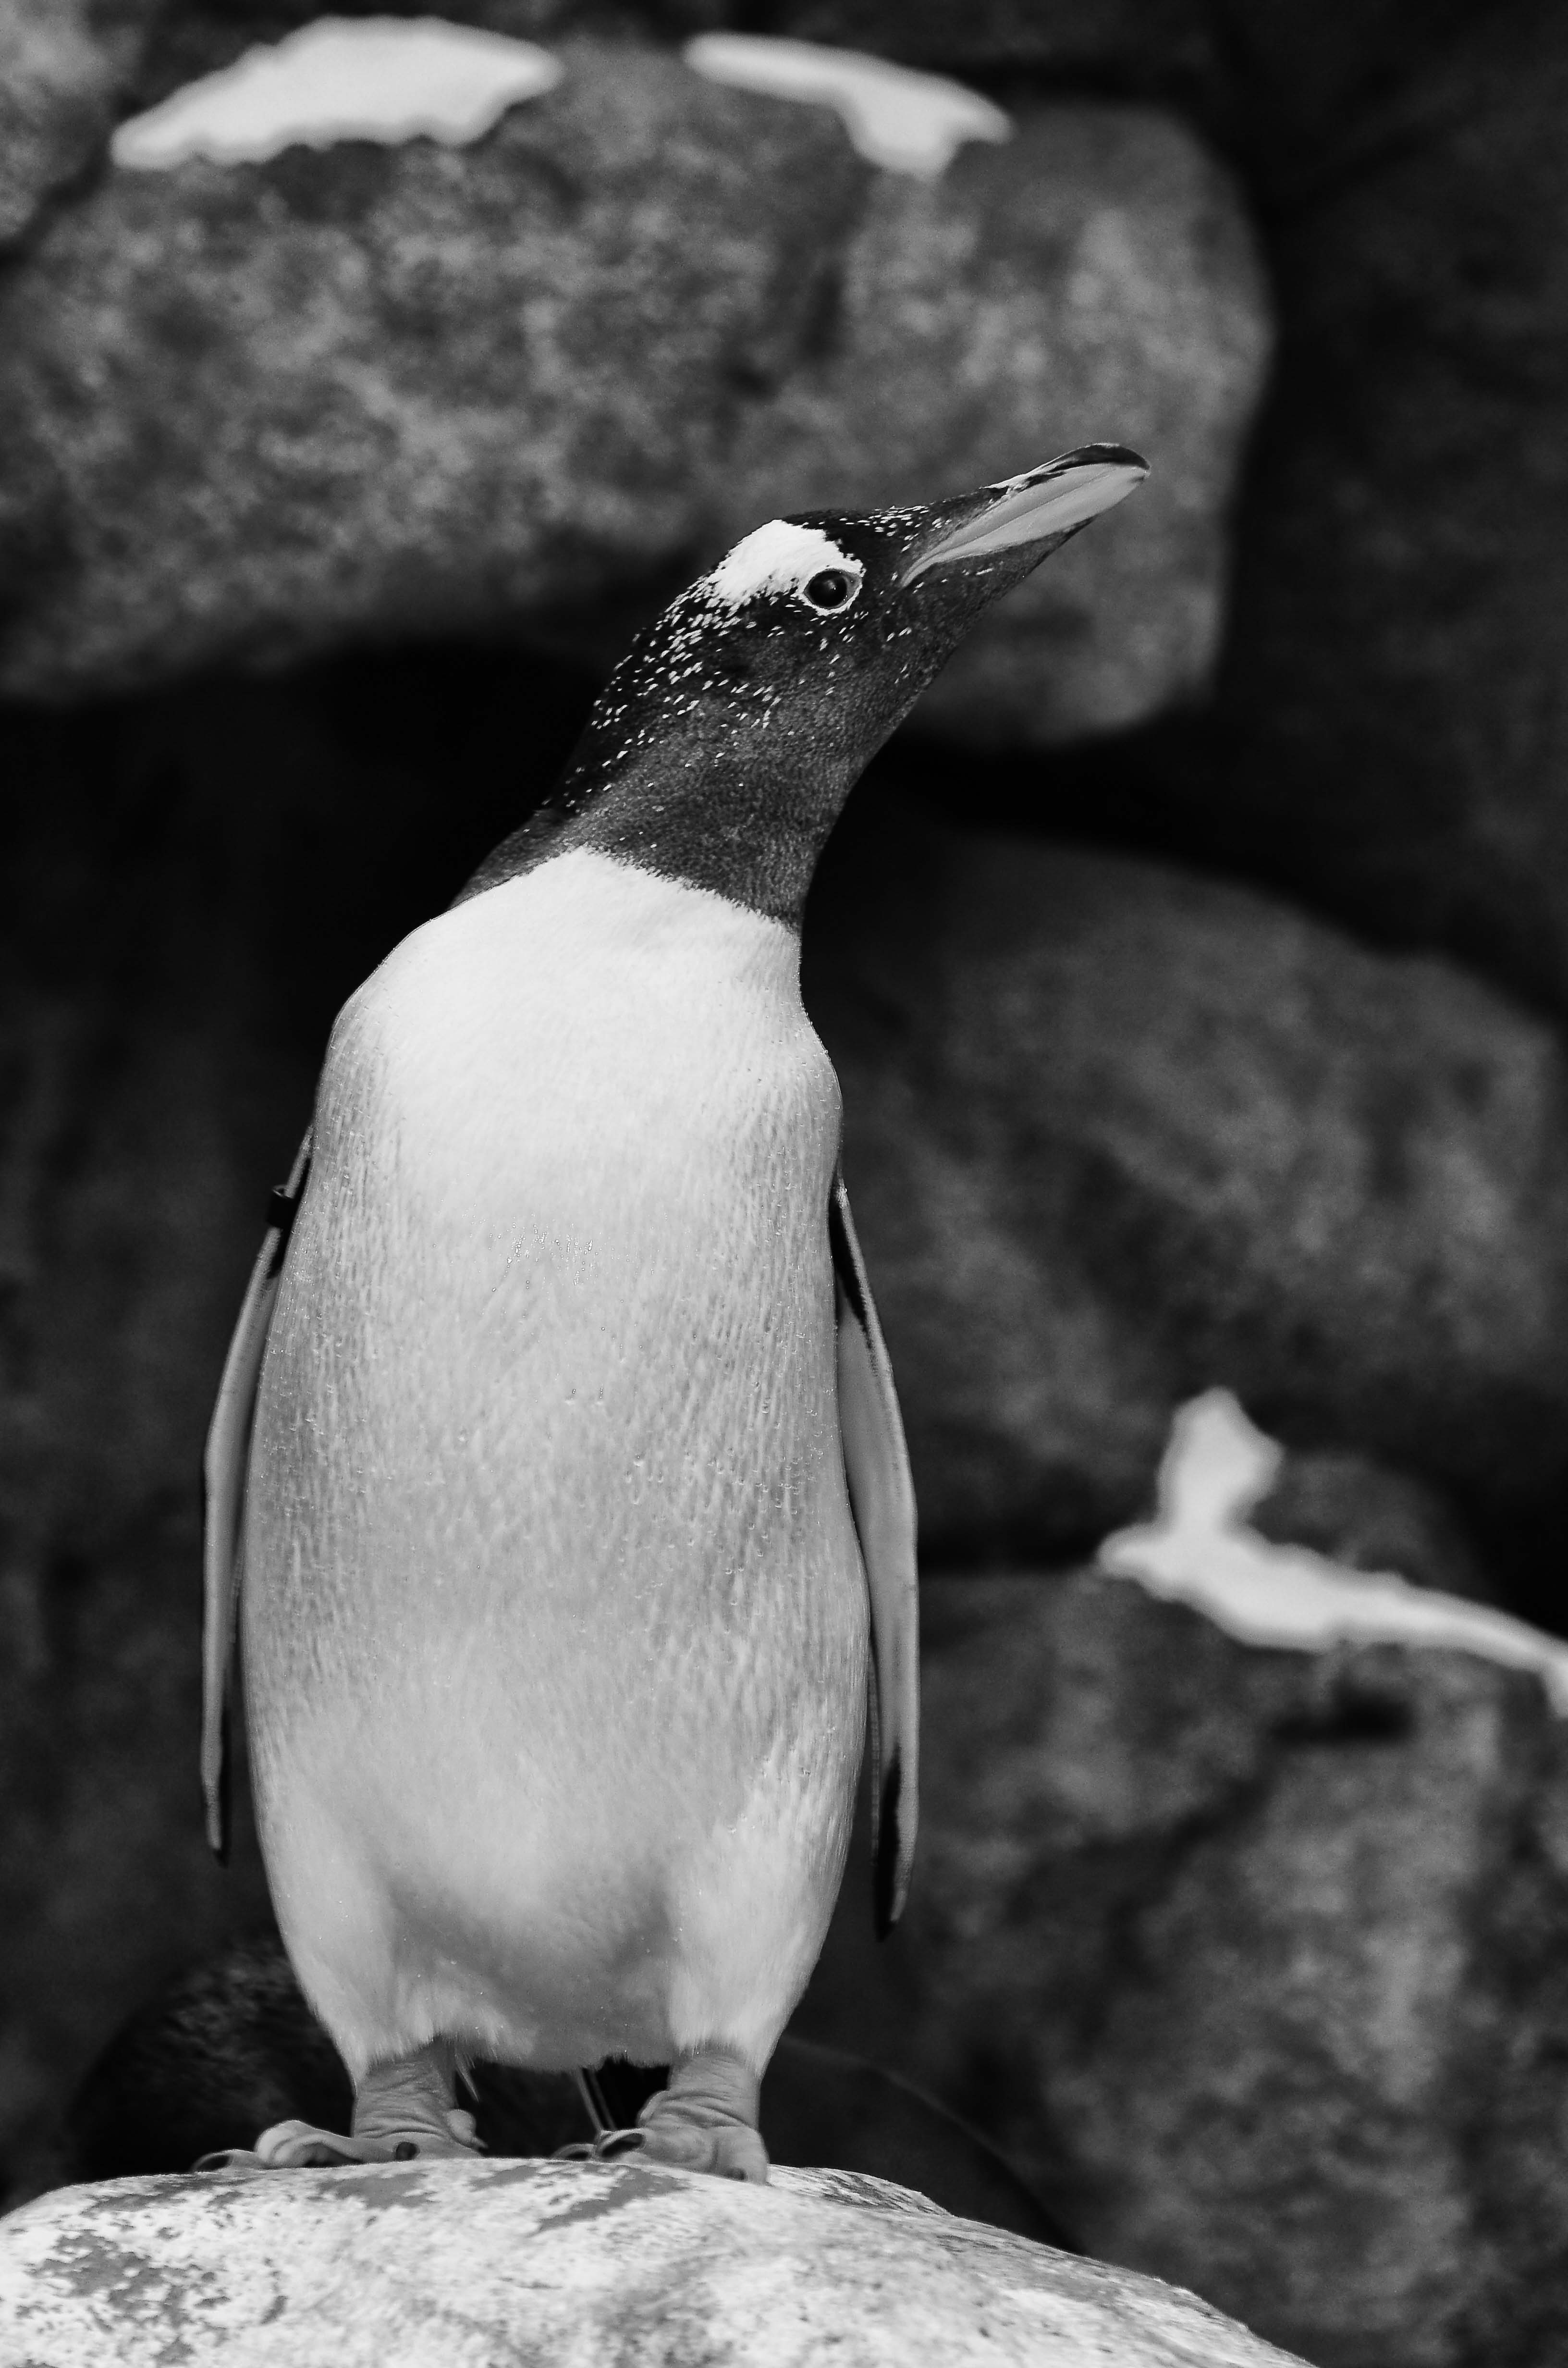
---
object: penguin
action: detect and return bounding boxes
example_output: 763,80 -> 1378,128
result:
45,1931 -> 1076,2245
200,444 -> 1147,2184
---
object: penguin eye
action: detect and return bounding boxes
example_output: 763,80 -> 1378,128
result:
800,568 -> 858,613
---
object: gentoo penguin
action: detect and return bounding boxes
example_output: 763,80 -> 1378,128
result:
201,444 -> 1147,2183
50,1931 -> 1075,2245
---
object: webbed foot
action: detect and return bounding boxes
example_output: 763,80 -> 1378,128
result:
195,2040 -> 481,2173
555,2047 -> 767,2183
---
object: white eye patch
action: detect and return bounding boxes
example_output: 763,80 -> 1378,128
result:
703,520 -> 864,612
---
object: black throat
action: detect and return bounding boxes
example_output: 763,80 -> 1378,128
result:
454,739 -> 845,930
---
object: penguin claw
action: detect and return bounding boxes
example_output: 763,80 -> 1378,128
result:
256,2120 -> 373,2168
211,2118 -> 475,2171
599,2128 -> 651,2160
612,2119 -> 766,2182
554,2123 -> 762,2179
551,2128 -> 647,2166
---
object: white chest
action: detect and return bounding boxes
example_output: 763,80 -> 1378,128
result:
245,851 -> 867,2075
318,848 -> 842,1269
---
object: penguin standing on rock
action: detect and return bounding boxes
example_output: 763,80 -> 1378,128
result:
201,445 -> 1148,2183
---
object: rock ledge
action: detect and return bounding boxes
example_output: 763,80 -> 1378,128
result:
0,2153 -> 1305,2365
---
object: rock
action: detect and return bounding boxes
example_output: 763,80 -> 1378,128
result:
1194,3 -> 1568,1017
798,1568 -> 1568,2368
803,794 -> 1568,1601
715,99 -> 1268,746
1252,1447 -> 1495,1606
24,1930 -> 1067,2248
754,4 -> 1568,1021
0,42 -> 864,697
1099,1390 -> 1568,1701
746,0 -> 1488,205
0,37 -> 1267,724
0,2152 -> 1308,2366
0,0 -> 150,251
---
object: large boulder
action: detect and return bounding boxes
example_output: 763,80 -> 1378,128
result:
804,794 -> 1568,1603
800,1567 -> 1568,2368
739,0 -> 1484,200
0,34 -> 1267,723
0,42 -> 863,696
762,1 -> 1568,1018
1197,2 -> 1568,1016
0,0 -> 149,249
714,97 -> 1267,747
0,2154 -> 1308,2366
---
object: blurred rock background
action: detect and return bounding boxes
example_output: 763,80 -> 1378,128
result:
3,5 -> 1568,2365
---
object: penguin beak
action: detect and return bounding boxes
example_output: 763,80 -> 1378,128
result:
898,444 -> 1149,586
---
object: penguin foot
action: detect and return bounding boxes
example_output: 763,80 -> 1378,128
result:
195,2039 -> 483,2172
557,2046 -> 768,2183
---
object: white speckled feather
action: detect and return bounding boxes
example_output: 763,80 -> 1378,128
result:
240,850 -> 867,2081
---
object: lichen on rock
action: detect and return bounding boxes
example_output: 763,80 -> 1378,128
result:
0,2154 -> 1310,2366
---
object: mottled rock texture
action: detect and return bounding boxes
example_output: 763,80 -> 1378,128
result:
1250,1449 -> 1495,1607
714,100 -> 1264,746
806,792 -> 1568,1605
0,46 -> 863,694
0,40 -> 1266,724
0,2153 -> 1306,2367
766,0 -> 1568,1015
0,0 -> 147,247
801,1571 -> 1568,2368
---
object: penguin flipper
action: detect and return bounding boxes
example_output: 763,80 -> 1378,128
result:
201,1134 -> 312,1863
829,1169 -> 919,1937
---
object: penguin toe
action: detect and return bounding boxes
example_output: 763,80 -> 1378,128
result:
194,2121 -> 481,2173
255,2118 -> 372,2168
612,2119 -> 769,2183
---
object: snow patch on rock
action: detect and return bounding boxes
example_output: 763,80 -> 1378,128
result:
111,16 -> 563,171
684,35 -> 1010,179
1102,1389 -> 1568,1711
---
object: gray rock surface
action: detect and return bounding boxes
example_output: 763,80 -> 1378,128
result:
805,796 -> 1568,1589
1251,1448 -> 1495,1605
0,39 -> 1267,722
716,100 -> 1267,747
0,2153 -> 1307,2366
1199,3 -> 1568,1018
746,0 -> 1488,205
800,1569 -> 1568,2368
0,0 -> 149,249
0,43 -> 864,696
791,1 -> 1568,1020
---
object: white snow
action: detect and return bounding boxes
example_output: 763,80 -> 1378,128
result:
703,519 -> 862,609
684,34 -> 1010,179
111,17 -> 563,171
1100,1389 -> 1568,1712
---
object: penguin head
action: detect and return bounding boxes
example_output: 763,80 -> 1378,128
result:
468,445 -> 1147,925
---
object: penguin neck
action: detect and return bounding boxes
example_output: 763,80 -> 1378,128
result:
550,743 -> 852,932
